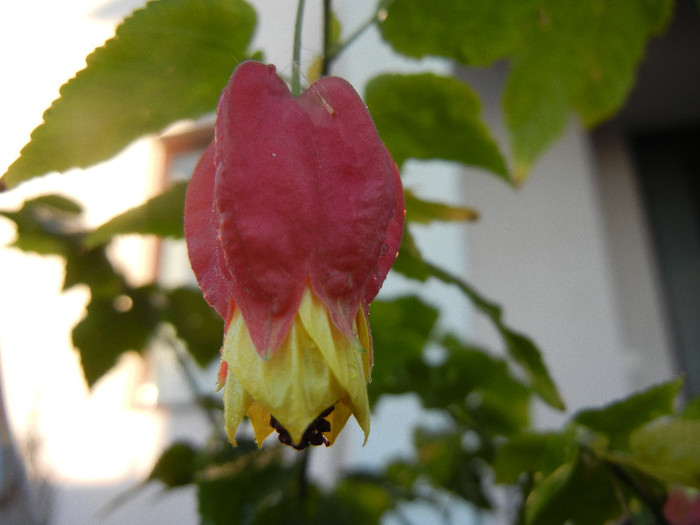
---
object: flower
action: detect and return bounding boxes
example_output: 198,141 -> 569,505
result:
185,61 -> 404,449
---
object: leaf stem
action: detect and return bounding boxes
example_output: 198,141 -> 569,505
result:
291,0 -> 307,96
326,8 -> 382,65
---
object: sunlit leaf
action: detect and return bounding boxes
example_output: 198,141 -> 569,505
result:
2,0 -> 257,188
404,190 -> 478,224
573,378 -> 683,450
379,0 -> 537,65
85,182 -> 187,248
365,73 -> 508,179
1,195 -> 83,256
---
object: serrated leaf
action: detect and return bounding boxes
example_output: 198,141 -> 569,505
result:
504,0 -> 673,180
573,378 -> 683,451
365,73 -> 508,179
404,190 -> 478,224
2,0 -> 256,188
85,182 -> 187,248
626,419 -> 700,489
380,0 -> 538,65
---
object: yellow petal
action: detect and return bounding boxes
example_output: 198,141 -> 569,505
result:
221,287 -> 371,447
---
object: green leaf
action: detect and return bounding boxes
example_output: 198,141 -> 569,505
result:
525,452 -> 623,525
626,419 -> 700,489
162,287 -> 222,367
392,248 -> 564,410
1,195 -> 83,256
573,378 -> 683,451
493,429 -> 577,484
149,441 -> 198,488
85,182 -> 187,248
197,447 -> 299,525
404,190 -> 478,224
368,296 -> 439,405
412,428 -> 493,508
500,329 -> 564,410
438,335 -> 531,436
504,0 -> 673,180
2,0 -> 256,188
365,73 -> 508,179
72,286 -> 160,386
379,0 -> 538,65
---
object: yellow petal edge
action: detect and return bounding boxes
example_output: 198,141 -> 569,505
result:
222,286 -> 371,447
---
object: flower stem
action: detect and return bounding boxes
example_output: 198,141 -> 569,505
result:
291,0 -> 307,96
321,0 -> 332,76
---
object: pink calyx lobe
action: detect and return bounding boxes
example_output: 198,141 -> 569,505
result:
185,61 -> 403,358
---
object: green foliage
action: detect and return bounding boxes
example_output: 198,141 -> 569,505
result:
365,72 -> 508,179
404,190 -> 478,224
2,0 -> 256,188
626,419 -> 700,489
393,230 -> 564,410
524,451 -> 624,525
574,378 -> 683,450
85,182 -> 187,248
380,0 -> 537,66
379,0 -> 673,180
1,1 -> 695,524
502,0 -> 673,179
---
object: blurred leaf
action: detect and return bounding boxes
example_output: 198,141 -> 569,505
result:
379,0 -> 537,65
493,429 -> 577,484
368,296 -> 439,404
404,190 -> 478,224
392,245 -> 564,410
86,182 -> 187,248
73,286 -> 160,386
392,227 -> 431,282
162,287 -> 222,367
365,73 -> 508,179
573,379 -> 683,451
624,420 -> 700,489
500,329 -> 564,410
149,441 -> 198,488
1,195 -> 83,256
503,0 -> 673,180
197,447 -> 299,525
525,452 -> 623,525
680,394 -> 700,420
436,335 -> 530,435
2,0 -> 257,188
314,476 -> 395,525
412,428 -> 493,508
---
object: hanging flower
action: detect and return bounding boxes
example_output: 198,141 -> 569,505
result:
185,61 -> 404,449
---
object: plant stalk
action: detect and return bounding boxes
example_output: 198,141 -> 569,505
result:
291,0 -> 307,96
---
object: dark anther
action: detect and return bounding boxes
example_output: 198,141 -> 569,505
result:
270,406 -> 335,450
